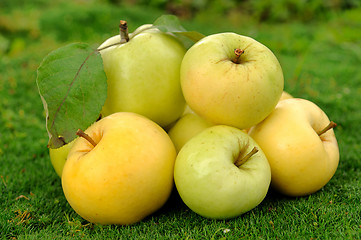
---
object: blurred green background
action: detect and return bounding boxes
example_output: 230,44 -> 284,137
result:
1,0 -> 361,239
1,0 -> 360,106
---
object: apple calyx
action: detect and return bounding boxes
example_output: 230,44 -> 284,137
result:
76,129 -> 97,147
234,145 -> 259,167
317,121 -> 337,136
232,48 -> 244,64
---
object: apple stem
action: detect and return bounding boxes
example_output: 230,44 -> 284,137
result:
96,20 -> 129,52
76,129 -> 97,147
232,48 -> 244,64
235,147 -> 258,167
119,20 -> 129,43
317,121 -> 337,136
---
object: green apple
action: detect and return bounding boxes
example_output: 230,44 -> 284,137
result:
174,125 -> 271,219
62,112 -> 176,225
49,140 -> 75,177
180,32 -> 284,129
248,98 -> 339,197
98,24 -> 187,127
168,113 -> 213,152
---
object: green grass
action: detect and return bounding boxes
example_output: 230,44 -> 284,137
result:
1,1 -> 361,239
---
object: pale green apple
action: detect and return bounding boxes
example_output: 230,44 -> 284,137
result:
168,113 -> 213,152
62,112 -> 176,225
174,125 -> 271,219
248,98 -> 339,197
180,32 -> 284,129
49,140 -> 75,177
98,24 -> 187,127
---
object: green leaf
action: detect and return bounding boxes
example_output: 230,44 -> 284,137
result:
36,43 -> 107,149
153,15 -> 206,48
153,14 -> 187,33
172,31 -> 206,49
174,31 -> 206,43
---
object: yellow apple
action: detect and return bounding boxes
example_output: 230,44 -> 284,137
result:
168,113 -> 214,152
280,91 -> 293,101
61,112 -> 176,225
182,105 -> 195,115
49,140 -> 75,177
180,32 -> 284,129
248,98 -> 339,197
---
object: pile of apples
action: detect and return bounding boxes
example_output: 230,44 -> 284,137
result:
49,20 -> 339,225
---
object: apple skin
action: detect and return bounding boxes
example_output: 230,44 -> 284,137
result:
62,112 -> 176,225
243,91 -> 293,134
49,140 -> 75,177
180,32 -> 284,129
182,105 -> 195,115
174,125 -> 271,219
168,113 -> 213,152
280,91 -> 293,101
99,26 -> 187,128
248,98 -> 339,197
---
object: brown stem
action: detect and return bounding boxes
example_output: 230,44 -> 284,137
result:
119,20 -> 129,43
76,129 -> 97,147
96,20 -> 129,52
235,147 -> 258,167
232,48 -> 244,64
317,121 -> 337,136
